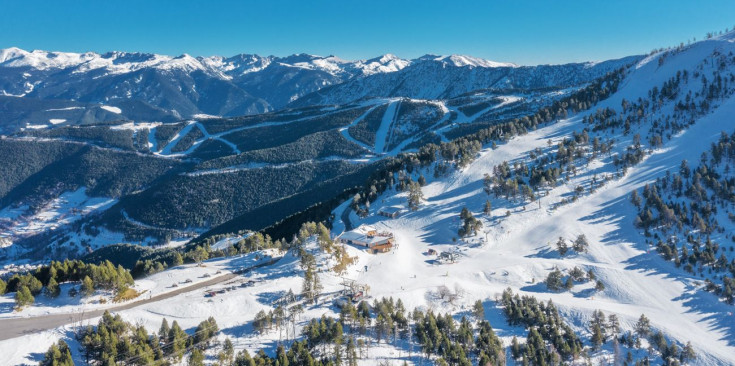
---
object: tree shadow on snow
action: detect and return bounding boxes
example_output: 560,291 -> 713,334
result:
573,288 -> 596,298
579,188 -> 735,346
220,320 -> 254,339
255,291 -> 287,306
525,246 -> 561,259
519,282 -> 550,293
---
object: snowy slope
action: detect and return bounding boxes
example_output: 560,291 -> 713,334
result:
5,31 -> 735,366
323,32 -> 735,364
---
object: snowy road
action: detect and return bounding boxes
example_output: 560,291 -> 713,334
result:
0,258 -> 278,341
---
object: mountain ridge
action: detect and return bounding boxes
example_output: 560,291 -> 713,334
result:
0,46 -> 640,133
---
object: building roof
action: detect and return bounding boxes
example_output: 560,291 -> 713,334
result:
354,224 -> 377,233
338,225 -> 393,246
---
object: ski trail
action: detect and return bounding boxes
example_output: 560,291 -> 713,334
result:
386,100 -> 457,154
434,96 -> 523,141
157,121 -> 196,155
197,123 -> 241,155
338,105 -> 381,153
374,100 -> 400,153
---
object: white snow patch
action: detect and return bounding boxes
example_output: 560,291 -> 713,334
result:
100,105 -> 121,114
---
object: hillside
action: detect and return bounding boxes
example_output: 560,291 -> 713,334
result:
331,32 -> 735,364
0,71 -> 586,266
2,29 -> 735,366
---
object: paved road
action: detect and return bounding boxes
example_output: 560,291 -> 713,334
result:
0,259 -> 276,341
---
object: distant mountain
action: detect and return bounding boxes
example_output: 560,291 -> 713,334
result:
0,48 -> 641,133
0,48 -> 411,132
290,54 -> 643,107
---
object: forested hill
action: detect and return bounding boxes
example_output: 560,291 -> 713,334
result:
0,72 -> 607,264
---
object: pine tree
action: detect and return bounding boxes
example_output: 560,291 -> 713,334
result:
595,280 -> 605,291
169,321 -> 188,360
556,237 -> 569,256
46,277 -> 60,298
159,318 -> 170,342
173,252 -> 184,266
546,269 -> 564,291
635,314 -> 651,337
631,190 -> 642,207
483,200 -> 492,216
407,181 -> 423,211
234,349 -> 256,366
511,335 -> 521,360
607,314 -> 620,335
681,341 -> 696,362
573,234 -> 589,252
40,340 -> 74,366
346,336 -> 358,366
81,276 -> 95,297
15,285 -> 34,309
418,175 -> 427,186
472,300 -> 485,320
591,323 -> 605,349
188,348 -> 205,366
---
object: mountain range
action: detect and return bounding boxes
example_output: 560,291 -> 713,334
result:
0,47 -> 641,133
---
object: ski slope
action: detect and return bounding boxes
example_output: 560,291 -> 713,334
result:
4,31 -> 735,366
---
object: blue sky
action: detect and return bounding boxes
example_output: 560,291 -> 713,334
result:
1,0 -> 733,65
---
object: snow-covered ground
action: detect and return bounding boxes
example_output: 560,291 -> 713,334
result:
0,248 -> 279,319
0,188 -> 116,244
4,31 -> 735,366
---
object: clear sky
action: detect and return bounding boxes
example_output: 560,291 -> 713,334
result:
1,0 -> 733,65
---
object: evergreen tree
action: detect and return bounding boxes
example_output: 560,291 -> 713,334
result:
81,276 -> 95,297
40,340 -> 74,366
681,341 -> 696,363
407,181 -> 423,211
607,314 -> 620,335
483,200 -> 492,216
418,175 -> 427,186
173,252 -> 184,266
46,277 -> 60,298
234,350 -> 256,366
188,348 -> 205,366
635,314 -> 651,337
471,300 -> 485,320
556,237 -> 569,256
573,234 -> 589,252
346,337 -> 358,366
15,285 -> 34,309
223,338 -> 234,365
591,323 -> 605,349
546,269 -> 564,291
595,280 -> 605,292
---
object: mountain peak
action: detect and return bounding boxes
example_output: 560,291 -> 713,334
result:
417,54 -> 516,68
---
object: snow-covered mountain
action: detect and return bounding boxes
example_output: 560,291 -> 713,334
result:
0,47 -> 641,134
291,54 -> 643,107
0,48 -> 413,131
